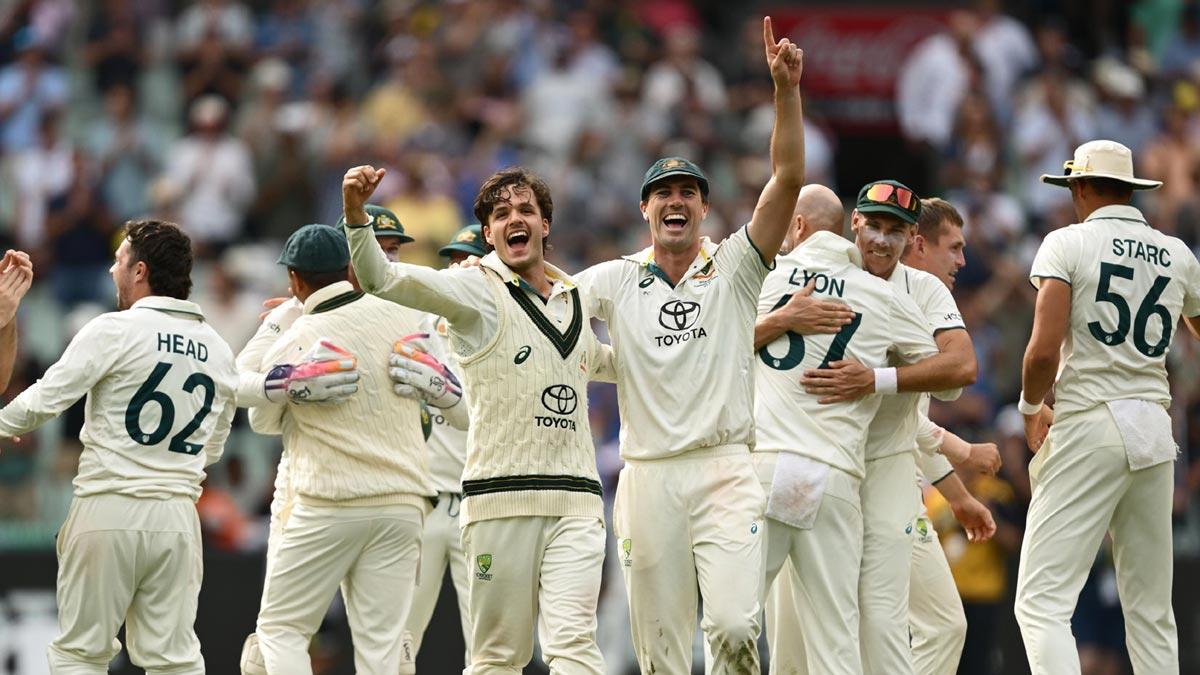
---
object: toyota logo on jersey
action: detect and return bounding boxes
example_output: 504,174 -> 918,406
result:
658,300 -> 701,331
540,384 -> 578,415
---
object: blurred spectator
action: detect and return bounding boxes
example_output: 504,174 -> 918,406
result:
521,37 -> 611,171
927,469 -> 1022,675
82,0 -> 146,94
972,0 -> 1039,123
246,102 -> 317,241
897,11 -> 979,154
254,0 -> 315,95
196,258 -> 261,354
1093,58 -> 1158,156
309,81 -> 373,222
10,109 -> 72,255
1140,100 -> 1200,239
235,58 -> 293,161
1011,68 -> 1095,224
84,83 -> 166,222
0,27 -> 66,153
360,43 -> 433,148
383,155 -> 464,268
43,150 -> 116,309
175,0 -> 253,106
154,95 -> 255,255
640,23 -> 728,144
1160,2 -> 1200,79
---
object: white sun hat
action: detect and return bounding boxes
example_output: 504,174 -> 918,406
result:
1041,139 -> 1162,190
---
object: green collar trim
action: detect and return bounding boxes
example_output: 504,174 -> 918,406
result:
505,283 -> 582,359
311,290 -> 364,314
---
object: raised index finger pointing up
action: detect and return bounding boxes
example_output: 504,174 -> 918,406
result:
763,16 -> 775,49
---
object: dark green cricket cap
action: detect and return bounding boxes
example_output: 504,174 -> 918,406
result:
640,157 -> 710,201
439,224 -> 487,258
854,179 -> 922,225
336,204 -> 414,243
277,224 -> 350,273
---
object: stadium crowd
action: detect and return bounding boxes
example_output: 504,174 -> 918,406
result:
0,0 -> 1198,673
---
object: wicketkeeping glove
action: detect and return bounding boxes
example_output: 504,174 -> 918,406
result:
389,333 -> 463,409
265,339 -> 360,404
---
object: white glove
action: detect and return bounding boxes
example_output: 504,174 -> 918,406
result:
266,339 -> 360,404
389,333 -> 463,409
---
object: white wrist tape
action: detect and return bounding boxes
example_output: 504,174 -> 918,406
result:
1017,392 -> 1043,415
873,367 -> 898,394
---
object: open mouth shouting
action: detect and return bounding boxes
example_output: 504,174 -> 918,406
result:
506,229 -> 531,254
662,213 -> 688,231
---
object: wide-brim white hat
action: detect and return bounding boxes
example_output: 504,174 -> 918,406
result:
1041,139 -> 1162,190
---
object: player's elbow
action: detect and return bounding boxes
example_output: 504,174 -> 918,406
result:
1023,347 -> 1058,375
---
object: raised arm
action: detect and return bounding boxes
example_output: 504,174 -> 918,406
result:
745,17 -> 805,262
342,165 -> 485,326
0,251 -> 32,394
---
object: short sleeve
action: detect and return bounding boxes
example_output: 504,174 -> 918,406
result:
1184,253 -> 1200,318
887,291 -> 940,364
1030,229 -> 1077,289
916,273 -> 965,334
716,226 -> 772,301
574,261 -> 619,323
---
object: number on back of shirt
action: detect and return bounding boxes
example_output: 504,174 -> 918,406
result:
124,361 -> 215,455
758,294 -> 863,371
1088,262 -> 1172,358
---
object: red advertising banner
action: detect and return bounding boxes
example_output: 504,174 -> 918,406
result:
771,7 -> 948,132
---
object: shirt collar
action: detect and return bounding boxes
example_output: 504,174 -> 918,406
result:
622,237 -> 720,286
131,296 -> 206,320
480,251 -> 577,296
302,280 -> 357,314
1084,204 -> 1149,226
790,231 -> 863,268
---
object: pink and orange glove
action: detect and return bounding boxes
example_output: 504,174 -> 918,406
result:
389,333 -> 463,409
265,339 -> 360,404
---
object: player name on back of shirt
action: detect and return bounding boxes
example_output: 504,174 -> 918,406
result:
157,332 -> 209,362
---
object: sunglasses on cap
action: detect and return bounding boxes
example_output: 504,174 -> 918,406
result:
863,183 -> 918,213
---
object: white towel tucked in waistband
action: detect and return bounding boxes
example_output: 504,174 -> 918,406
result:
766,452 -> 830,530
1105,399 -> 1177,471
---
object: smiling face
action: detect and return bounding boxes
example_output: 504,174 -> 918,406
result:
641,176 -> 709,255
482,184 -> 549,274
852,210 -> 914,278
921,220 -> 966,289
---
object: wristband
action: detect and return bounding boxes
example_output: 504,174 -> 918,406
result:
873,367 -> 897,394
1017,392 -> 1043,415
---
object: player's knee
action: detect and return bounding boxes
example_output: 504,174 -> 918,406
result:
240,634 -> 268,675
706,613 -> 760,661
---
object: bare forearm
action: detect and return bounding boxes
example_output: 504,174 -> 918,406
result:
771,85 -> 805,185
1021,349 -> 1059,404
897,350 -> 976,393
754,312 -> 789,351
0,320 -> 15,393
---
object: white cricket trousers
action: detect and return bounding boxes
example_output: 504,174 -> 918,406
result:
908,506 -> 966,675
461,514 -> 606,674
48,493 -> 203,675
755,451 -> 863,675
1015,404 -> 1178,675
255,499 -> 425,675
615,445 -> 765,675
400,492 -> 471,675
859,452 -> 920,675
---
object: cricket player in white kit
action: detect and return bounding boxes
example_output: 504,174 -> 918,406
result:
343,165 -> 616,674
572,20 -> 803,673
1017,140 -> 1200,675
753,184 -> 981,675
246,224 -> 436,675
396,224 -> 488,673
759,194 -> 998,675
0,220 -> 238,675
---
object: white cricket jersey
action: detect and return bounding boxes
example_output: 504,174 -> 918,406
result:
576,226 -> 770,460
235,297 -> 303,407
753,232 -> 941,478
250,282 -> 435,506
0,297 -> 238,500
421,313 -> 468,493
864,263 -> 967,462
1030,204 -> 1200,416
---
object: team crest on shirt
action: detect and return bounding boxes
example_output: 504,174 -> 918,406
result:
476,554 -> 493,580
914,517 -> 933,543
690,261 -> 718,287
654,300 -> 707,347
621,538 -> 632,567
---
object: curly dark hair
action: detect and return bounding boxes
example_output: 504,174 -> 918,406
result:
124,219 -> 194,299
472,167 -> 554,228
